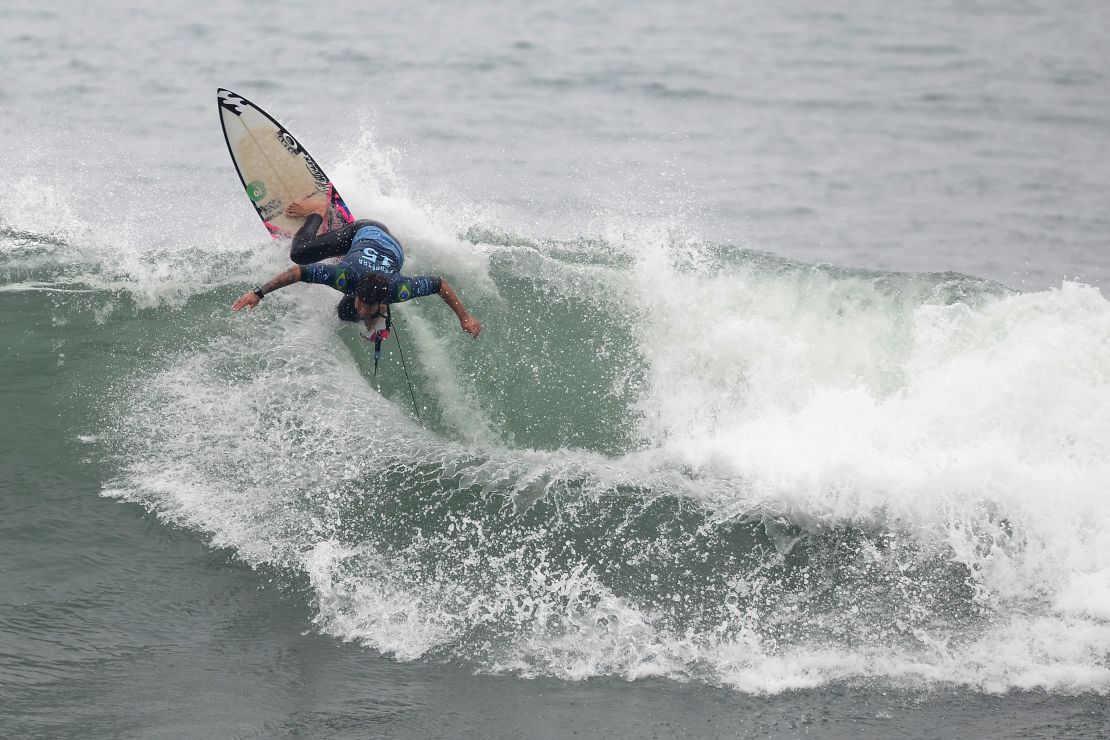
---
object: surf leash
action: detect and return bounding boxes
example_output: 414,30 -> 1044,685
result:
363,306 -> 422,422
364,310 -> 391,383
372,336 -> 383,381
390,307 -> 423,422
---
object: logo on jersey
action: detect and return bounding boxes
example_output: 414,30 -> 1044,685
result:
356,245 -> 397,273
246,180 -> 267,202
396,282 -> 412,301
334,268 -> 351,291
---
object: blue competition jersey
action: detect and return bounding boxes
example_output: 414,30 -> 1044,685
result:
299,226 -> 441,303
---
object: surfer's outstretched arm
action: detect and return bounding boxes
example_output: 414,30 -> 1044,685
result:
437,279 -> 481,338
231,265 -> 303,311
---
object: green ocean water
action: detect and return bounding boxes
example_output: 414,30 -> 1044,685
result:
4,0 -> 1110,736
4,230 -> 1110,737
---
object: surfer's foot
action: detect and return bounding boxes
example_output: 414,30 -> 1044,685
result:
285,197 -> 328,218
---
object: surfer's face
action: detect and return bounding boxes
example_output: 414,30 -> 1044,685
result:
354,297 -> 376,319
355,276 -> 390,309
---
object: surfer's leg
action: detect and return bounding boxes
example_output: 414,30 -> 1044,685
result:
290,214 -> 357,264
336,295 -> 359,322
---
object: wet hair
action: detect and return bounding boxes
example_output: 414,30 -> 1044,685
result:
355,273 -> 390,305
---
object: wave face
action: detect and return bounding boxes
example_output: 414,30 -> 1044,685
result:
4,151 -> 1109,695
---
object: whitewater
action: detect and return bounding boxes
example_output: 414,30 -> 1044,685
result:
3,139 -> 1107,694
3,0 -> 1109,737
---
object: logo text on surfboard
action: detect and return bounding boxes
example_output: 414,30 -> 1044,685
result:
277,130 -> 302,156
218,90 -> 247,116
256,199 -> 283,220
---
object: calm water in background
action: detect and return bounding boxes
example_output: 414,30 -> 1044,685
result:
2,1 -> 1109,737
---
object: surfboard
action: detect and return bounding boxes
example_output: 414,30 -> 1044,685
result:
217,88 -> 353,239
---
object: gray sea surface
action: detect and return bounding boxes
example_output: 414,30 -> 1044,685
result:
2,1 -> 1109,738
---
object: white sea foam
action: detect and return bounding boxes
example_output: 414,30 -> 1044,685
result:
90,135 -> 1110,695
623,224 -> 1110,580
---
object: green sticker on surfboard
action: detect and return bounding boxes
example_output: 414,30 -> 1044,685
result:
245,180 -> 267,203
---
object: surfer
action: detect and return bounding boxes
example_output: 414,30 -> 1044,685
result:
231,205 -> 481,339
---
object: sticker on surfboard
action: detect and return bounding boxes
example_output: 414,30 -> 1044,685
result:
217,88 -> 353,239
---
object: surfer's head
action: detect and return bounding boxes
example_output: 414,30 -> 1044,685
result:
354,273 -> 390,316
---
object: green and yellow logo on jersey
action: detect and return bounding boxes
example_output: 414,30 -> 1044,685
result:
335,268 -> 350,290
397,282 -> 412,301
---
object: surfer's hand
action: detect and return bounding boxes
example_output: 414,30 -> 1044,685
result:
460,315 -> 481,338
232,291 -> 260,311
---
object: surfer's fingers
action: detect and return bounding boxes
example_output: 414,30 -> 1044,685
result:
231,293 -> 256,311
